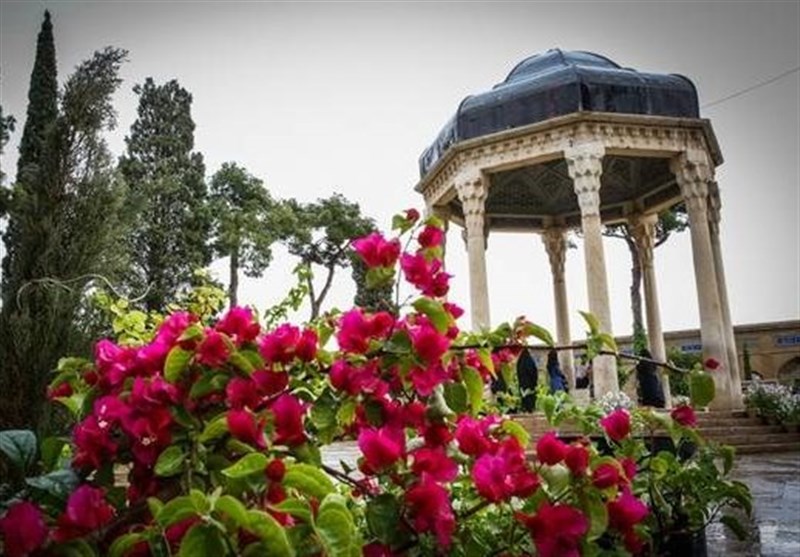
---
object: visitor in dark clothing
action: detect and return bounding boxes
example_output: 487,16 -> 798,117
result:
636,348 -> 666,408
517,348 -> 539,412
546,349 -> 569,394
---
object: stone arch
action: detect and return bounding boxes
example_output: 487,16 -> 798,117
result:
777,356 -> 800,387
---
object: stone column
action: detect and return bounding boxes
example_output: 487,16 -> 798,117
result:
630,213 -> 672,408
542,227 -> 575,387
708,183 -> 744,408
565,141 -> 619,397
670,150 -> 732,408
456,176 -> 490,331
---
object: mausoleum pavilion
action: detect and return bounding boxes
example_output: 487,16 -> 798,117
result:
415,49 -> 742,409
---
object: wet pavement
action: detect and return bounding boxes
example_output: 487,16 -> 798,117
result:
708,452 -> 800,556
323,443 -> 800,556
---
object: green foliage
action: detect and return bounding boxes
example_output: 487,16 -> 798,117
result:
210,162 -> 292,306
119,77 -> 212,311
0,41 -> 129,431
283,194 -> 374,319
351,255 -> 395,314
666,347 -> 702,397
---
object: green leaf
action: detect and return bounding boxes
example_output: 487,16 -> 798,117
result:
412,298 -> 451,333
52,539 -> 97,557
40,436 -> 68,471
316,494 -> 359,557
462,367 -> 484,415
337,399 -> 357,427
189,373 -> 229,399
178,324 -> 204,342
0,429 -> 37,472
597,332 -> 618,353
222,453 -> 267,478
579,311 -> 602,335
720,514 -> 749,541
521,322 -> 555,347
392,213 -> 414,233
477,348 -> 495,376
272,498 -> 313,523
109,533 -> 146,557
165,346 -> 193,383
156,496 -> 199,528
443,382 -> 468,414
178,523 -> 227,557
649,455 -> 669,479
147,497 -> 164,519
26,469 -> 80,501
214,495 -> 250,527
501,419 -> 530,447
56,392 -> 88,418
721,444 -> 735,475
230,351 -> 256,375
366,266 -> 395,289
238,349 -> 265,371
199,414 -> 229,443
283,462 -> 335,499
689,371 -> 715,408
155,445 -> 186,477
366,494 -> 404,546
246,510 -> 295,557
585,492 -> 609,541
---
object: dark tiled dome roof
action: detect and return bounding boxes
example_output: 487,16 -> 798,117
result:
419,49 -> 698,177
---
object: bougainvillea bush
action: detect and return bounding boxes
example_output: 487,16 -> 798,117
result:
0,210 -> 750,556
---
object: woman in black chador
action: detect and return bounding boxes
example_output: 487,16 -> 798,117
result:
546,349 -> 569,394
516,348 -> 539,412
636,348 -> 666,408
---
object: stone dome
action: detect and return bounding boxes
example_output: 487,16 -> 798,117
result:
419,49 -> 699,177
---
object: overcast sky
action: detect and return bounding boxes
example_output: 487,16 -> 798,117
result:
1,0 -> 798,337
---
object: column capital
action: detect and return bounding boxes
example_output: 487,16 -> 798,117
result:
455,176 -> 487,239
629,213 -> 658,268
565,141 -> 605,217
541,227 -> 568,278
671,148 -> 714,205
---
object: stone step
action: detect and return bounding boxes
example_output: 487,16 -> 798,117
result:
734,442 -> 800,454
701,425 -> 787,435
711,433 -> 800,446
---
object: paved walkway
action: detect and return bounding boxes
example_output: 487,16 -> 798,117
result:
323,444 -> 800,556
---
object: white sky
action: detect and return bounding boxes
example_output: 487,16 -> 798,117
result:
1,0 -> 798,337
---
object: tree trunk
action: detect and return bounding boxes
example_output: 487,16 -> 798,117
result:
625,233 -> 644,334
229,246 -> 239,307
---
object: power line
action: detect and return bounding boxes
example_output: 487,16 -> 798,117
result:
701,65 -> 800,109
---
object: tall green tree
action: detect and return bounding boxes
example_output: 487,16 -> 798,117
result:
119,78 -> 211,311
0,103 -> 14,213
603,206 -> 688,335
0,45 -> 129,430
284,194 -> 374,320
351,254 -> 395,314
210,162 -> 290,306
2,10 -> 58,291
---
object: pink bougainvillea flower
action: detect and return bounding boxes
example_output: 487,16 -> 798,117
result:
265,459 -> 286,483
252,369 -> 289,397
216,306 -> 260,344
226,376 -> 260,409
358,425 -> 406,472
295,328 -> 319,362
270,393 -> 307,446
404,208 -> 420,223
73,415 -> 118,470
405,476 -> 456,548
704,357 -> 721,371
336,309 -> 394,353
408,363 -> 449,397
423,422 -> 454,447
363,542 -> 396,557
536,431 -> 568,465
408,322 -> 451,365
330,360 -> 387,396
410,447 -> 458,483
260,324 -> 300,364
473,453 -> 512,502
400,253 -> 451,297
443,302 -> 464,320
0,501 -> 48,557
516,502 -> 589,557
197,330 -> 231,367
123,407 -> 173,466
156,311 -> 196,344
130,376 -> 180,412
48,381 -> 73,400
227,408 -> 267,449
620,457 -> 637,483
592,462 -> 622,489
600,408 -> 631,442
671,404 -> 697,427
454,416 -> 498,456
352,232 -> 401,268
94,338 -> 135,388
565,444 -> 590,476
53,486 -> 115,542
165,517 -> 201,551
608,488 -> 650,553
417,225 -> 444,249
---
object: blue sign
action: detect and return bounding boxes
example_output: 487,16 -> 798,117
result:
680,342 -> 702,353
775,334 -> 800,347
